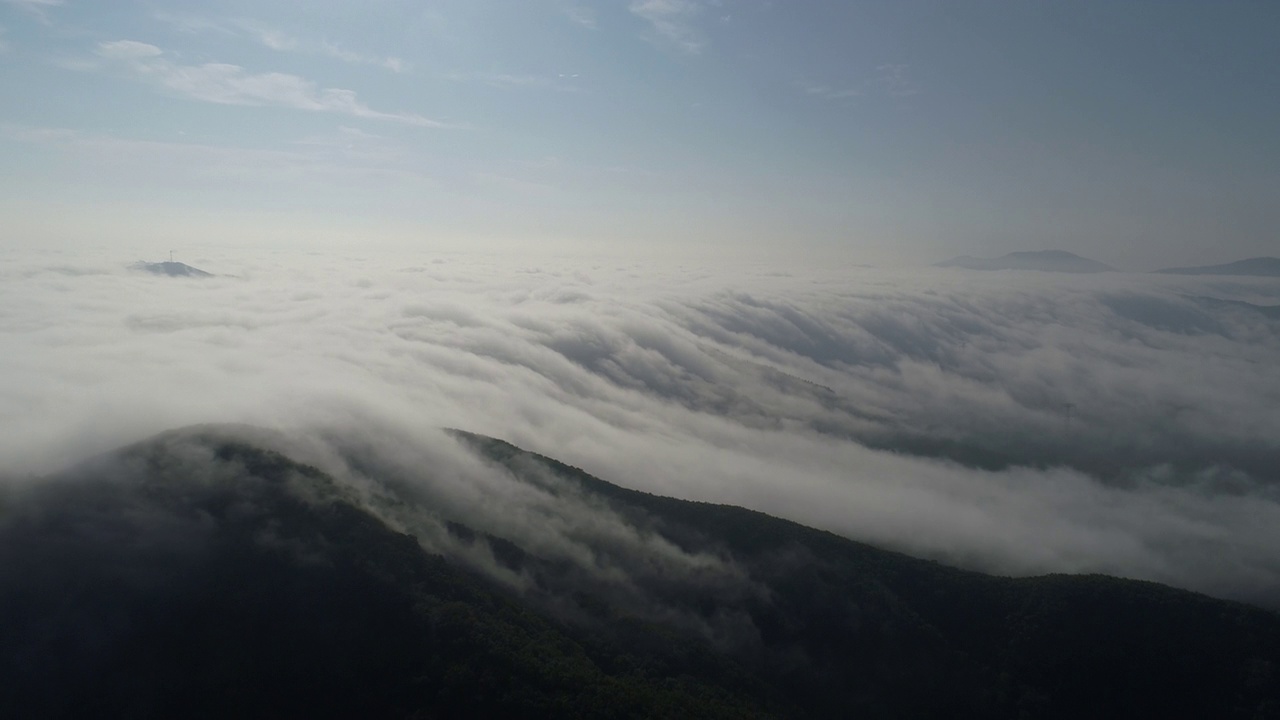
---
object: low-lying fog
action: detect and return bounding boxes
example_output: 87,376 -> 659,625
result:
3,248 -> 1278,605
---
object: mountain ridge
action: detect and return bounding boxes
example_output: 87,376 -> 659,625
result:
2,424 -> 1278,719
937,250 -> 1114,273
1154,257 -> 1280,277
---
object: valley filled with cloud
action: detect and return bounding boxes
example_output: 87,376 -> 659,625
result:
4,248 -> 1278,607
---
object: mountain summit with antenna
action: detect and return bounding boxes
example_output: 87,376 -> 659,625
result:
131,252 -> 213,278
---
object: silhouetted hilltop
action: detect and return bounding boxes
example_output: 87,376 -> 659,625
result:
1155,257 -> 1280,277
131,260 -> 213,277
938,250 -> 1113,273
2,425 -> 1278,719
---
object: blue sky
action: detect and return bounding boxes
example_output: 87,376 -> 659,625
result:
0,0 -> 1276,266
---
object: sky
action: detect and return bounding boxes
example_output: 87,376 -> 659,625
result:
3,0 -> 1280,619
0,0 -> 1276,267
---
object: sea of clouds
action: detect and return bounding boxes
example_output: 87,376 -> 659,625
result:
2,247 -> 1278,605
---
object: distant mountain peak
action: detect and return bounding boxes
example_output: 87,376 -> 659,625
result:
937,250 -> 1113,273
1154,257 -> 1280,277
1005,249 -> 1079,259
131,260 -> 213,278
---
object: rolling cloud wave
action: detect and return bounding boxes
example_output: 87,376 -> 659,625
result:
2,249 -> 1278,605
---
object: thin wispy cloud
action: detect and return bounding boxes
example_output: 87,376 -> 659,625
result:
447,70 -> 582,93
3,0 -> 62,24
559,2 -> 597,29
93,40 -> 444,127
801,65 -> 919,103
2,0 -> 62,8
875,63 -> 918,97
799,81 -> 860,101
158,14 -> 407,73
317,40 -> 406,74
240,22 -> 407,74
629,0 -> 705,53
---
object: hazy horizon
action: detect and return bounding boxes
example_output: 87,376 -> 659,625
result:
3,1 -> 1280,615
1,0 -> 1277,268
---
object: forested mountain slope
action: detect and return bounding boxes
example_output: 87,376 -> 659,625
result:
1,426 -> 1276,719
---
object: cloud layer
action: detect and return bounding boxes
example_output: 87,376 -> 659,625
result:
2,249 -> 1278,606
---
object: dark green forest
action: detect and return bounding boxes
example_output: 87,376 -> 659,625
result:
1,427 -> 1277,719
